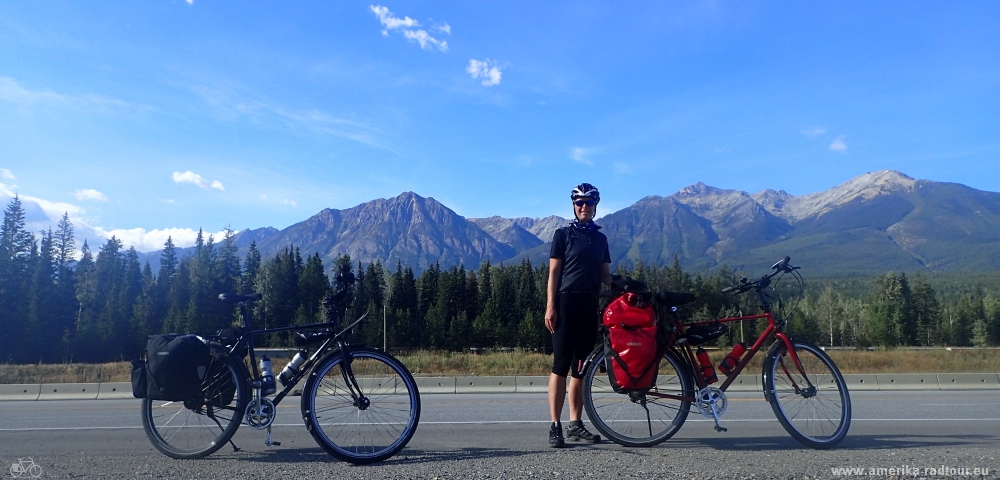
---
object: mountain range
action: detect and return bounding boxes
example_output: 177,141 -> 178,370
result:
181,170 -> 1000,277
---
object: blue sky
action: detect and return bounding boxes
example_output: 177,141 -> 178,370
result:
1,1 -> 997,253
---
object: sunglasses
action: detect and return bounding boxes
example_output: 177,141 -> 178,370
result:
574,199 -> 596,207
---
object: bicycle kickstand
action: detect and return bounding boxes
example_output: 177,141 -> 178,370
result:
710,403 -> 728,433
265,425 -> 281,446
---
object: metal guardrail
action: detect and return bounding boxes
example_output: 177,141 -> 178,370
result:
1,373 -> 998,401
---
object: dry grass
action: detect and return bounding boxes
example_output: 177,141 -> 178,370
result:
0,362 -> 132,384
1,349 -> 998,384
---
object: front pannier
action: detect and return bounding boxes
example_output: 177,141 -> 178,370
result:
603,292 -> 661,391
145,334 -> 211,401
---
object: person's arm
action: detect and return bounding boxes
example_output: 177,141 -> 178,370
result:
600,262 -> 612,288
545,257 -> 562,333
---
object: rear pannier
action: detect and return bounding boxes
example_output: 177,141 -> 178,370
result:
143,334 -> 211,401
603,291 -> 661,391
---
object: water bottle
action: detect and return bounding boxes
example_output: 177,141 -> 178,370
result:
696,347 -> 717,384
718,342 -> 747,376
259,356 -> 276,396
278,350 -> 308,386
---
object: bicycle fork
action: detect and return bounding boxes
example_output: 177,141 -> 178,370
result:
336,341 -> 370,412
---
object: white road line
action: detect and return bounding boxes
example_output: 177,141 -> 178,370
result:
4,418 -> 1000,432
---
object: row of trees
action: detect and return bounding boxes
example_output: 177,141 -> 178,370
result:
2,195 -> 1000,364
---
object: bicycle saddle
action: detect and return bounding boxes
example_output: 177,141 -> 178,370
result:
656,290 -> 695,307
218,293 -> 263,303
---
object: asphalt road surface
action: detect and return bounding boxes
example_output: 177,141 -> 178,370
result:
1,391 -> 998,478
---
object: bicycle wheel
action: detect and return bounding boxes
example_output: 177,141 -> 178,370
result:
763,339 -> 851,449
141,350 -> 248,459
583,349 -> 692,447
301,347 -> 420,464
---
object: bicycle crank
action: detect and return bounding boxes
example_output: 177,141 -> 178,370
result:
694,386 -> 728,433
245,397 -> 276,430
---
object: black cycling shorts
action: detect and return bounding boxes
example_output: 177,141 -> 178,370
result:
551,292 -> 599,378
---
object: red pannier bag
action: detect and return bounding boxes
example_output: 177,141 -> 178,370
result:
603,293 -> 661,390
603,292 -> 656,329
608,326 -> 659,390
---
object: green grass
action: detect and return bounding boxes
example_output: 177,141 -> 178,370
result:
1,349 -> 998,384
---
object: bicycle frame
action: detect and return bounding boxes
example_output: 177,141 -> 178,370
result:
220,297 -> 369,408
646,276 -> 811,403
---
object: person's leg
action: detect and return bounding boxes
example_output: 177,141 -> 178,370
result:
567,375 -> 583,421
548,373 -> 567,422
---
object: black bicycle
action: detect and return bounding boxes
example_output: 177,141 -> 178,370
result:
140,264 -> 421,464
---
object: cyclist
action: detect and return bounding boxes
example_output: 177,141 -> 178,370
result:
545,182 -> 612,447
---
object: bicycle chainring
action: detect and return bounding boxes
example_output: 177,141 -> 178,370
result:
694,386 -> 728,417
245,397 -> 276,430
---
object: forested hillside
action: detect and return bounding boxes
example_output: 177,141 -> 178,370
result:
1,195 -> 999,364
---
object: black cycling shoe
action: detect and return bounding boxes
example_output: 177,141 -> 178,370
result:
566,420 -> 601,443
548,422 -> 565,448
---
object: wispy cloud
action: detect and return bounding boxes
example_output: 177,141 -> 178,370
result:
0,169 -> 14,181
829,135 -> 848,153
172,171 -> 225,191
0,77 -> 145,113
283,199 -> 298,207
614,162 -> 631,175
370,5 -> 448,52
570,147 -> 595,165
801,126 -> 827,138
75,189 -> 109,202
467,59 -> 505,87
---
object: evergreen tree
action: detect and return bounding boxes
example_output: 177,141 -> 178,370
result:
242,240 -> 262,294
0,196 -> 36,361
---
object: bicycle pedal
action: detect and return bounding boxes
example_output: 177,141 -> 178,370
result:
714,425 -> 728,433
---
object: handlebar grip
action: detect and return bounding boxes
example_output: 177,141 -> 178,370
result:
771,256 -> 791,271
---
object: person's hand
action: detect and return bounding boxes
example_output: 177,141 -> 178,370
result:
545,306 -> 557,333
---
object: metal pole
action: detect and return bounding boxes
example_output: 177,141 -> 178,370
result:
383,304 -> 387,351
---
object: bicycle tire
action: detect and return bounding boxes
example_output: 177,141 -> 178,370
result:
583,348 -> 692,447
763,339 -> 851,449
141,350 -> 248,459
301,347 -> 420,464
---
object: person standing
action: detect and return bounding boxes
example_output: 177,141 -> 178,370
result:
545,182 -> 613,447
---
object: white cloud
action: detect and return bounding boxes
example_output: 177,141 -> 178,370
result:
614,162 -> 631,175
93,226 -> 226,253
801,126 -> 827,138
829,135 -> 848,153
172,171 -> 225,191
570,147 -> 595,166
370,5 -> 448,52
0,169 -> 14,180
185,0 -> 193,4
370,5 -> 419,29
467,59 -> 505,87
0,182 -> 228,255
75,189 -> 109,202
403,29 -> 448,51
283,199 -> 298,207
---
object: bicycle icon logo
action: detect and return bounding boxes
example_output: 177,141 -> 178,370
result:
9,458 -> 42,478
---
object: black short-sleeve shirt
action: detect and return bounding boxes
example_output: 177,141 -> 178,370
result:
550,224 -> 611,295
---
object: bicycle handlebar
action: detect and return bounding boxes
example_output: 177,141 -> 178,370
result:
722,256 -> 797,295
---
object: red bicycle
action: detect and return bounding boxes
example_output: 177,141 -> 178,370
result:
581,257 -> 851,449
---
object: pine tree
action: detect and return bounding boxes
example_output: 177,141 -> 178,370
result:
0,195 -> 36,361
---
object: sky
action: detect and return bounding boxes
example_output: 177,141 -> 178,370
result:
1,1 -> 997,253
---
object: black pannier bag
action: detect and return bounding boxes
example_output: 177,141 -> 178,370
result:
145,334 -> 212,401
130,359 -> 147,398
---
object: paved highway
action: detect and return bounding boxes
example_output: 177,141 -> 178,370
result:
1,391 -> 998,478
